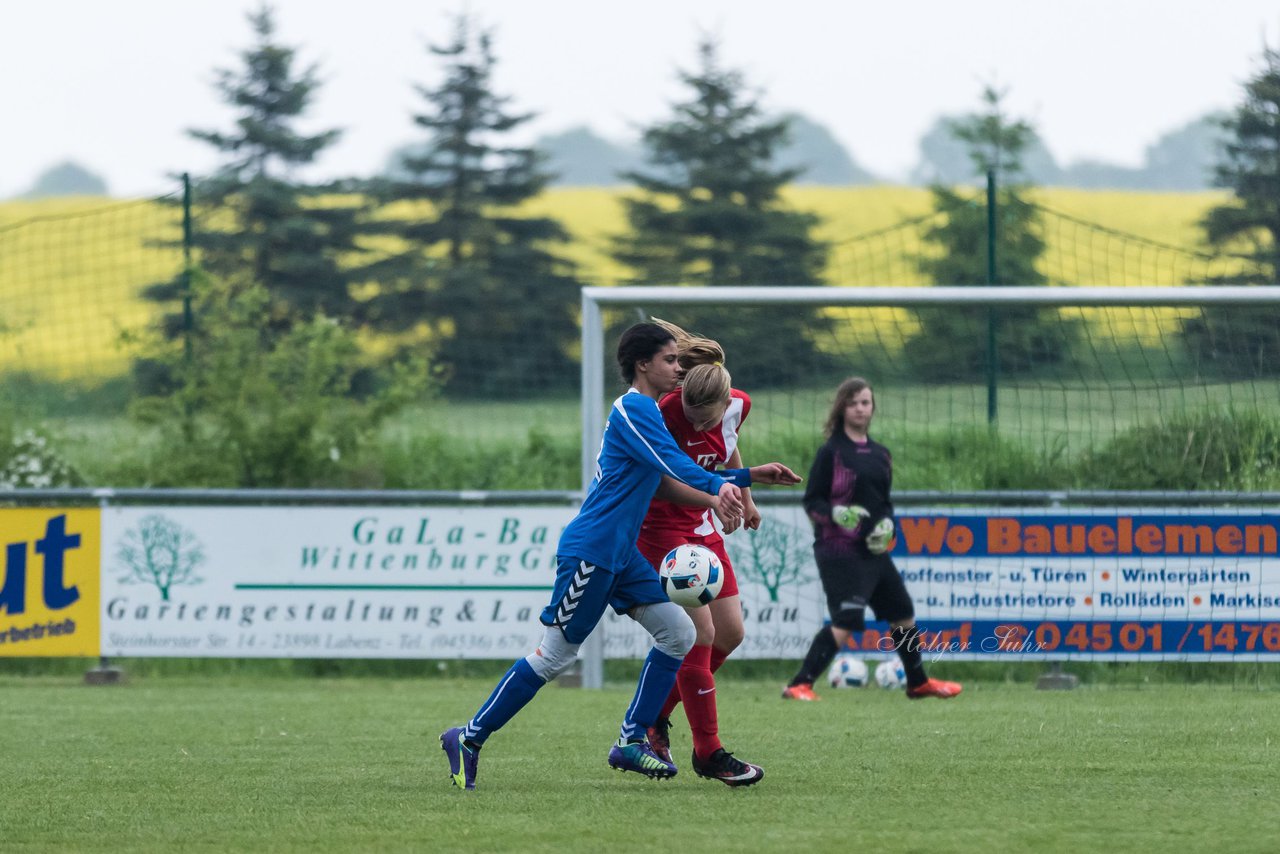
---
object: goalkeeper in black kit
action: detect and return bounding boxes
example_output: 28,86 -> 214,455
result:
782,377 -> 962,701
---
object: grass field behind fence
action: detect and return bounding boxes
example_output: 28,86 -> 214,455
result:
37,376 -> 1280,490
1,673 -> 1277,853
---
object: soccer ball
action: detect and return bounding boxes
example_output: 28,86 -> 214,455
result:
874,659 -> 907,690
659,544 -> 724,608
826,654 -> 869,688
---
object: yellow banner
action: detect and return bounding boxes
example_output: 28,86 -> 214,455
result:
0,509 -> 100,656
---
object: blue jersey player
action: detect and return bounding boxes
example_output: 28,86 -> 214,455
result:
440,323 -> 746,789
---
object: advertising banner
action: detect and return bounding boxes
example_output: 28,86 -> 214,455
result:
852,509 -> 1280,661
100,506 -> 571,658
0,509 -> 100,656
611,506 -> 1280,662
85,503 -> 1280,661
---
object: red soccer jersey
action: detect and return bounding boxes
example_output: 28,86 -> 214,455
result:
640,387 -> 751,539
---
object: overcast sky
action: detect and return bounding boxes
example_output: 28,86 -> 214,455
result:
5,0 -> 1278,197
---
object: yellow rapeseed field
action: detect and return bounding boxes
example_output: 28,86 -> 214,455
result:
0,187 -> 1231,381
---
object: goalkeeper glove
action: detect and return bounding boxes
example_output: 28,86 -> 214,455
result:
866,517 -> 895,554
831,504 -> 870,530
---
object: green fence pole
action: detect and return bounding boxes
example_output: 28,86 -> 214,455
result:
181,172 -> 194,362
986,168 -> 998,425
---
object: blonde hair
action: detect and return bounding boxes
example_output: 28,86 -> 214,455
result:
650,317 -> 731,415
650,317 -> 725,370
681,363 -> 732,409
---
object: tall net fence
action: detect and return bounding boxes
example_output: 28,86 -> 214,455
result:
827,194 -> 1265,288
0,197 -> 183,414
2,188 -> 1277,490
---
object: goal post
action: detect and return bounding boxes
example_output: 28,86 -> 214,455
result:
578,285 -> 1280,689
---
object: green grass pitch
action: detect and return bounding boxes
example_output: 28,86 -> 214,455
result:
1,673 -> 1277,852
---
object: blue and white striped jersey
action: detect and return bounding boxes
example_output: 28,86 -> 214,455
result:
558,388 -> 728,571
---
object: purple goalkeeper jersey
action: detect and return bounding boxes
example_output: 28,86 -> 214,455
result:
803,432 -> 894,556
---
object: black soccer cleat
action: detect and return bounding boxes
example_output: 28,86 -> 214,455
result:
691,748 -> 764,787
646,716 -> 673,764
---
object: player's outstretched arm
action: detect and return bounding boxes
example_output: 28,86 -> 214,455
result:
655,476 -> 744,533
654,476 -> 708,506
748,462 -> 803,485
615,392 -> 732,498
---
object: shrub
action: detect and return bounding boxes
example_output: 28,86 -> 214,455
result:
130,273 -> 432,487
381,426 -> 579,491
1078,409 -> 1280,490
892,425 -> 1071,491
0,427 -> 83,489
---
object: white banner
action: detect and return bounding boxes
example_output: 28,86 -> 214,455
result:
100,506 -> 572,658
97,504 -> 827,660
97,504 -> 1280,661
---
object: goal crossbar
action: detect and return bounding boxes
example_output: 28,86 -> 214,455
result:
584,284 -> 1280,308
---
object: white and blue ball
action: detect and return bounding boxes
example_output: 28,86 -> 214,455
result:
827,654 -> 870,688
875,659 -> 907,689
660,544 -> 724,608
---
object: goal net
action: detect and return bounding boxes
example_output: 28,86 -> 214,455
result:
579,285 -> 1280,686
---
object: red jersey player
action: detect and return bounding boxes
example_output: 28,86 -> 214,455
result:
637,320 -> 801,787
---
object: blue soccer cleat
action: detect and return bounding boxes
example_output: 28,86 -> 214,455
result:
607,738 -> 677,779
440,727 -> 480,790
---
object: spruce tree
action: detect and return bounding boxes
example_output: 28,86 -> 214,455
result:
908,86 -> 1072,381
147,5 -> 368,334
1181,45 -> 1280,377
371,18 -> 580,397
612,40 -> 832,388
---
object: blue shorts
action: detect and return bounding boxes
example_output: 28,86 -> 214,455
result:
539,549 -> 668,644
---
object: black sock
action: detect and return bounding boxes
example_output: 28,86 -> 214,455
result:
791,626 -> 839,686
892,624 -> 928,688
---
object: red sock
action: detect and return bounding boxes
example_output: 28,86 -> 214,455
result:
677,644 -> 721,760
709,646 -> 730,674
661,646 -> 730,720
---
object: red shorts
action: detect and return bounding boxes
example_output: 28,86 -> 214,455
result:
636,529 -> 739,600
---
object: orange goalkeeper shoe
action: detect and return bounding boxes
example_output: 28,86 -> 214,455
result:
906,678 -> 963,699
781,682 -> 820,701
